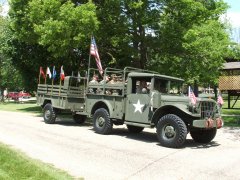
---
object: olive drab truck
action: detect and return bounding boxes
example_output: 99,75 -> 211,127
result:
37,67 -> 223,148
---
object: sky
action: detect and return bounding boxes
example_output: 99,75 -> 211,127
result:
224,0 -> 240,28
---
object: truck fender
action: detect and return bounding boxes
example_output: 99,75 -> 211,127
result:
151,105 -> 199,126
91,100 -> 114,117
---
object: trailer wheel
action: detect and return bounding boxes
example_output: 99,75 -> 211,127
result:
157,114 -> 187,148
127,125 -> 144,133
43,103 -> 56,124
93,108 -> 112,134
190,128 -> 217,143
73,114 -> 86,124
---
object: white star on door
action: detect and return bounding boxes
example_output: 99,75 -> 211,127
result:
133,100 -> 144,113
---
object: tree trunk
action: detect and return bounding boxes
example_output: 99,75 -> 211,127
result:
0,87 -> 5,102
139,24 -> 147,69
194,80 -> 199,97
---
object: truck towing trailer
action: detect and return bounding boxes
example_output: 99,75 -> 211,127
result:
37,67 -> 223,148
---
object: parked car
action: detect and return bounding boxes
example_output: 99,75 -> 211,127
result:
7,91 -> 31,100
7,92 -> 19,100
18,91 -> 31,99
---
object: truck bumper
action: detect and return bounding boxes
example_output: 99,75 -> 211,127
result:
193,117 -> 223,129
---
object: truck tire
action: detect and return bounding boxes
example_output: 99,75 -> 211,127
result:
127,125 -> 144,133
73,114 -> 86,124
190,128 -> 217,143
43,103 -> 56,124
157,114 -> 187,148
93,108 -> 112,135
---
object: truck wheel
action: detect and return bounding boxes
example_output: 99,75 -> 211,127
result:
93,108 -> 112,134
157,114 -> 187,148
43,103 -> 56,124
190,128 -> 217,143
73,114 -> 86,124
127,125 -> 144,133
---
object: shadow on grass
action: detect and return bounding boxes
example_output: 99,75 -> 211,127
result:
17,106 -> 42,114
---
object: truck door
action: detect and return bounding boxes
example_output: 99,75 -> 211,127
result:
125,78 -> 152,124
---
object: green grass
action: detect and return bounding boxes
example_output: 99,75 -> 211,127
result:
0,143 -> 76,180
0,101 -> 42,115
221,99 -> 240,127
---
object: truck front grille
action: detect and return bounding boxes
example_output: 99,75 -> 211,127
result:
200,101 -> 215,118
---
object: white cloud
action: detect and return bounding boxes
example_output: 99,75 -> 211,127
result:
0,3 -> 9,17
224,12 -> 240,28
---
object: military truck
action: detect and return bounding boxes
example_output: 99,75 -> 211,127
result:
37,67 -> 223,148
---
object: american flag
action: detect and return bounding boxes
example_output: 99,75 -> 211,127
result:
188,86 -> 197,105
90,36 -> 103,75
217,94 -> 224,105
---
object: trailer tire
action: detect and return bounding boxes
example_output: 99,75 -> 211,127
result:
190,128 -> 217,143
157,114 -> 187,148
73,114 -> 86,124
127,125 -> 144,133
43,103 -> 56,124
93,108 -> 112,134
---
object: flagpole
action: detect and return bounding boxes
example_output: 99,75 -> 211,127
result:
45,68 -> 47,84
87,36 -> 93,86
59,78 -> 62,96
51,77 -> 54,96
88,36 -> 92,71
38,67 -> 41,84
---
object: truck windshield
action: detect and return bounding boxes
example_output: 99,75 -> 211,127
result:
169,81 -> 183,95
154,79 -> 168,93
154,78 -> 183,95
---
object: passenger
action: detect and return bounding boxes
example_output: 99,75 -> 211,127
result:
137,80 -> 149,94
99,75 -> 111,95
100,75 -> 110,84
89,74 -> 99,93
89,74 -> 99,84
108,74 -> 119,95
108,74 -> 118,84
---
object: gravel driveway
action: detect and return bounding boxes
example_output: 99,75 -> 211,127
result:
0,110 -> 240,180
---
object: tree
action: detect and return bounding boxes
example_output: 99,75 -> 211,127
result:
7,0 -> 233,93
94,0 -> 162,69
147,0 -> 230,92
0,16 -> 24,101
8,0 -> 99,91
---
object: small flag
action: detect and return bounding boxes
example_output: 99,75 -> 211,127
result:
90,36 -> 103,75
52,66 -> 56,79
60,65 -> 65,81
217,94 -> 224,106
40,67 -> 46,79
188,86 -> 197,105
46,67 -> 52,79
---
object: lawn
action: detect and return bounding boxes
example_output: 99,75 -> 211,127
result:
0,100 -> 42,115
0,143 -> 76,180
220,98 -> 240,127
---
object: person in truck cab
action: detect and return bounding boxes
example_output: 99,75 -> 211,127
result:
137,80 -> 149,94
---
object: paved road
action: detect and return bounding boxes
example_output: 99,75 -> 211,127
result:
0,110 -> 240,180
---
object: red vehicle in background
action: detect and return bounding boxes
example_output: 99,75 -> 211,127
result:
18,91 -> 31,99
7,91 -> 31,100
7,92 -> 19,100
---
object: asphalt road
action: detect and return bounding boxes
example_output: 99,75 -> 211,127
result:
0,110 -> 240,180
